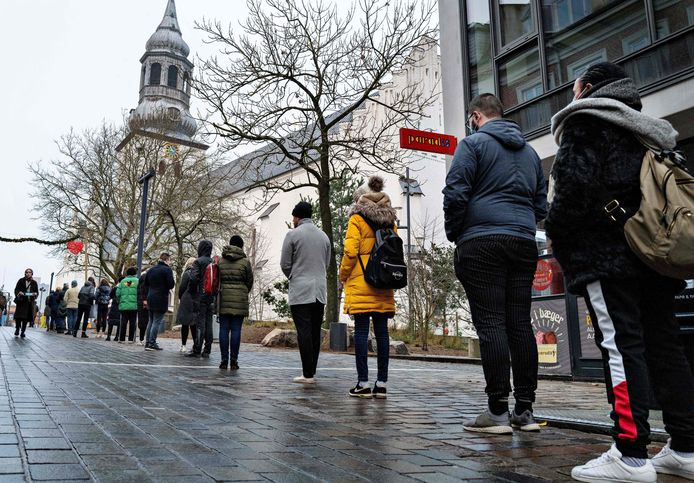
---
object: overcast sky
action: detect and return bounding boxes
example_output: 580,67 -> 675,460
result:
0,0 -> 248,291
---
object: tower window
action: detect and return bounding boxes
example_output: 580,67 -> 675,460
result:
140,65 -> 146,89
168,65 -> 178,88
149,63 -> 161,85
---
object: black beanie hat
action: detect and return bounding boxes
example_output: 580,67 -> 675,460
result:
229,235 -> 244,248
292,201 -> 312,219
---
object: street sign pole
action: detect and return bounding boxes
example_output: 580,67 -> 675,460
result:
136,169 -> 156,275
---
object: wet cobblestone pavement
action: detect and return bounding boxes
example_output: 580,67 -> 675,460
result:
0,326 -> 688,482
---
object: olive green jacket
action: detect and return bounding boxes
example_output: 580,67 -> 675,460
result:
217,245 -> 253,317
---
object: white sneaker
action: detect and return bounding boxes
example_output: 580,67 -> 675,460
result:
651,439 -> 694,480
292,376 -> 315,384
135,340 -> 142,346
571,444 -> 656,482
180,345 -> 186,352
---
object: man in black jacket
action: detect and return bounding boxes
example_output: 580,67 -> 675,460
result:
76,277 -> 96,338
547,62 -> 694,482
187,240 -> 215,358
443,93 -> 547,434
143,253 -> 175,351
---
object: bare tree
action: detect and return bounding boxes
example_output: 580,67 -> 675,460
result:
195,0 -> 438,325
30,122 -> 238,299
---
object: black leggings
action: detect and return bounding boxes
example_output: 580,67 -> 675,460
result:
76,304 -> 91,334
181,325 -> 197,346
96,304 -> 109,332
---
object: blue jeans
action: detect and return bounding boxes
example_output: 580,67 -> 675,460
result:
219,315 -> 244,362
145,311 -> 166,345
354,313 -> 390,383
66,308 -> 78,334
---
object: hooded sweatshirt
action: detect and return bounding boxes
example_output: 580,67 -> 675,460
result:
193,240 -> 214,304
217,245 -> 254,317
443,118 -> 547,245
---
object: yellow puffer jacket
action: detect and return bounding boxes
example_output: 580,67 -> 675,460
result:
339,193 -> 397,315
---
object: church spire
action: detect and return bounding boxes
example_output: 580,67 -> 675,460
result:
145,0 -> 190,58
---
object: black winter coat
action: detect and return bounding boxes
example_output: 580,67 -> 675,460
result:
191,240 -> 214,307
443,119 -> 547,245
546,114 -> 658,293
144,261 -> 175,313
218,245 -> 253,317
13,277 -> 38,322
107,287 -> 121,323
176,268 -> 197,326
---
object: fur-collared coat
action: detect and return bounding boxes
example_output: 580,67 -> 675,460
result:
339,191 -> 398,316
13,277 -> 38,322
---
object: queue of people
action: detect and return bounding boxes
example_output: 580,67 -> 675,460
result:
7,62 -> 694,482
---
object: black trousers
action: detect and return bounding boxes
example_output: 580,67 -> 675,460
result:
585,276 -> 694,458
137,307 -> 149,341
291,301 -> 325,378
76,304 -> 91,334
14,320 -> 28,335
119,311 -> 137,342
96,304 -> 108,332
181,325 -> 197,346
194,303 -> 214,355
454,235 -> 539,406
107,319 -> 119,339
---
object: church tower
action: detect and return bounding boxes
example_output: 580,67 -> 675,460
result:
128,0 -> 198,144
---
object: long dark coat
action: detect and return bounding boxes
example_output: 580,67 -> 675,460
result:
13,277 -> 38,322
176,268 -> 197,326
144,261 -> 175,313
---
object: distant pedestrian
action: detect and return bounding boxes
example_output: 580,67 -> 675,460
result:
443,93 -> 547,434
176,257 -> 198,353
105,280 -> 121,342
13,268 -> 39,338
76,277 -> 96,338
546,62 -> 694,483
137,270 -> 149,346
217,235 -> 253,370
64,281 -> 80,336
53,284 -> 68,333
44,291 -> 54,331
117,267 -> 139,343
280,201 -> 331,384
95,279 -> 111,338
187,240 -> 215,359
339,176 -> 397,398
144,253 -> 175,351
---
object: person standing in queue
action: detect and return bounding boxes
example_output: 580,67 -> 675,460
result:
13,269 -> 39,338
144,253 -> 175,351
117,267 -> 139,343
188,240 -> 215,358
280,201 -> 331,384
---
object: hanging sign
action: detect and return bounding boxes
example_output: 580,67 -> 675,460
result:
67,240 -> 84,255
399,128 -> 458,155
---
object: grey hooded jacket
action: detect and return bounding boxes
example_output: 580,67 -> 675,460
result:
280,219 -> 331,306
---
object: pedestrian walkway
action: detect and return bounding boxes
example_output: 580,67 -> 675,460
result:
0,327 -> 686,482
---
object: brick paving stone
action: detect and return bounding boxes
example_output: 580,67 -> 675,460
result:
1,327 -> 683,482
0,458 -> 23,474
28,464 -> 90,481
0,475 -> 25,483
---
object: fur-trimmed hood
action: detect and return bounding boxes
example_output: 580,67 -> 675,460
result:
349,191 -> 397,228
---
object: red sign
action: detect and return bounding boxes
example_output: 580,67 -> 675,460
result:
533,259 -> 554,291
399,128 -> 458,156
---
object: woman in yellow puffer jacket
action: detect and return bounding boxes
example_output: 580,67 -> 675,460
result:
339,175 -> 397,399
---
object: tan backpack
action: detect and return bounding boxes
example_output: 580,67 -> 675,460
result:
618,149 -> 694,279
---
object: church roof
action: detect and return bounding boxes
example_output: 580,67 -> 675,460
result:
145,0 -> 190,58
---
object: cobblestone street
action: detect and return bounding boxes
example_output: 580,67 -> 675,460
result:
0,326 -> 687,482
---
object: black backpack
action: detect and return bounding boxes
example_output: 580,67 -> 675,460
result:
356,215 -> 408,290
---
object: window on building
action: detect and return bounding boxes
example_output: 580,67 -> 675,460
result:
168,65 -> 178,88
544,0 -> 648,88
140,65 -> 146,89
467,2 -> 494,97
654,0 -> 694,39
149,63 -> 161,85
183,72 -> 190,94
496,0 -> 535,49
498,45 -> 542,108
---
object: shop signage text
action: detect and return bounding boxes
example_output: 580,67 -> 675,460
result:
399,128 -> 458,155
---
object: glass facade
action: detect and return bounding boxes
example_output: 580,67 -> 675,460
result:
463,0 -> 694,135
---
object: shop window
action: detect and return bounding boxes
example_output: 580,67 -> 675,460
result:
496,0 -> 535,49
466,2 -> 494,97
654,0 -> 694,40
498,45 -> 541,108
544,0 -> 648,89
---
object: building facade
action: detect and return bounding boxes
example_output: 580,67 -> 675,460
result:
438,0 -> 694,377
